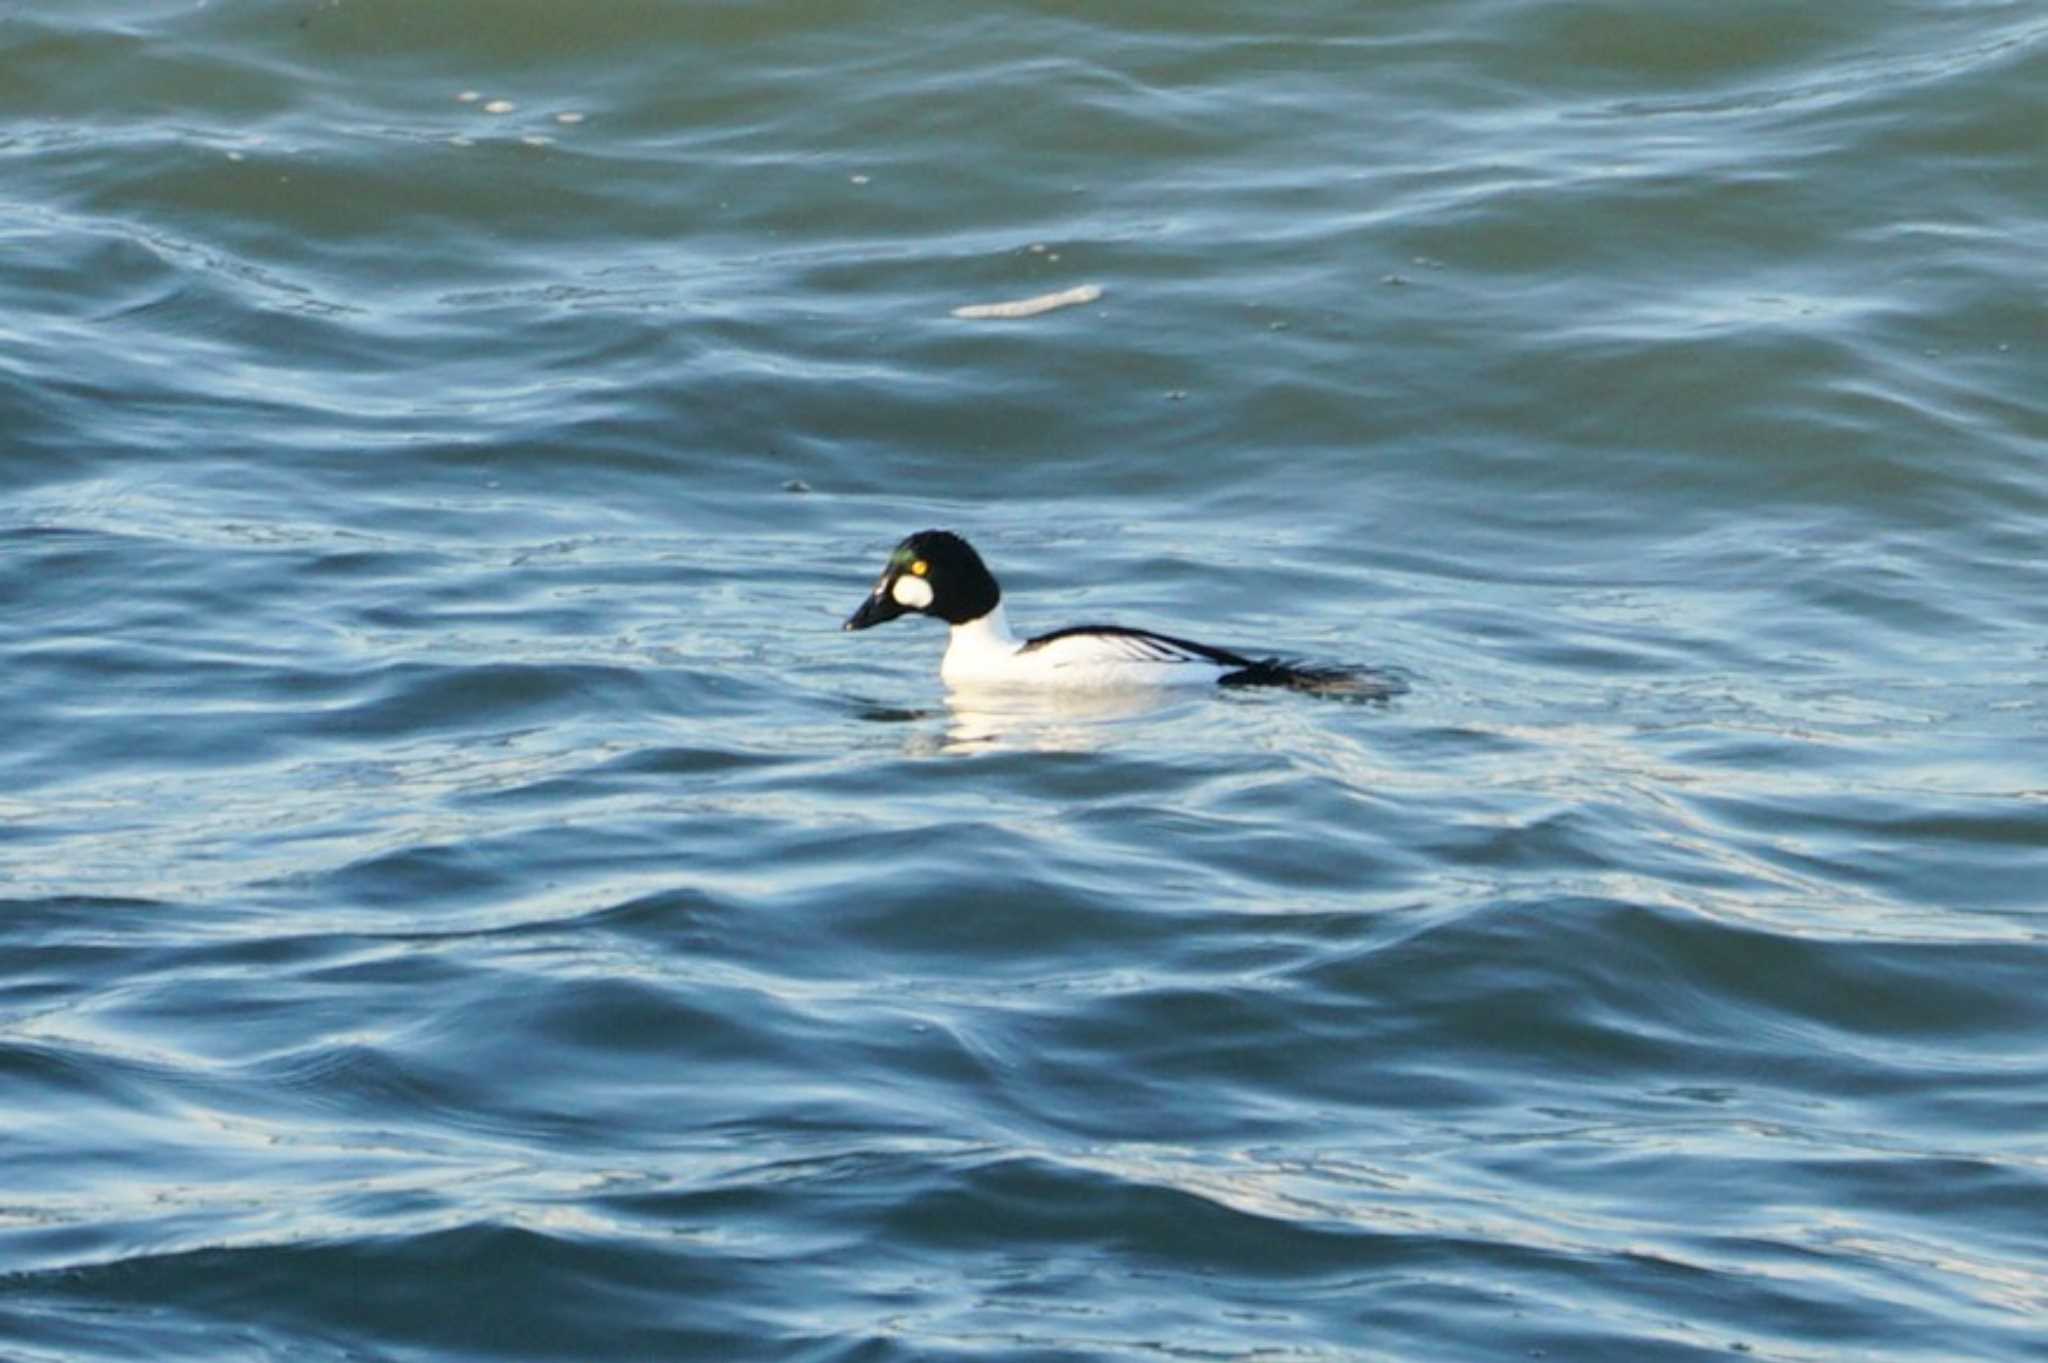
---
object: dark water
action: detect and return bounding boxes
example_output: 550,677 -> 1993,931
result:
4,2 -> 2046,1359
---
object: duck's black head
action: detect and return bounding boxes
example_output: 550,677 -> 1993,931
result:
843,529 -> 1001,630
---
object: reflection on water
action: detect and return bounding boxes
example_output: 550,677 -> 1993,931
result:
853,667 -> 1409,754
931,683 -> 1191,754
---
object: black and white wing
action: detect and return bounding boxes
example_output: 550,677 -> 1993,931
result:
1018,624 -> 1255,669
1021,623 -> 1403,695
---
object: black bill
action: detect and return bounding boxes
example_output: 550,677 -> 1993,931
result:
843,589 -> 905,631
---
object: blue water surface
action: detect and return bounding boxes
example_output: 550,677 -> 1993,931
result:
3,2 -> 2046,1359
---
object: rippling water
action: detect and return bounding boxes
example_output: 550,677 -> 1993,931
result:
4,2 -> 2046,1359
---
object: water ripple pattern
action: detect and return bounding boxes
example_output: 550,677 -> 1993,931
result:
3,2 -> 2045,1360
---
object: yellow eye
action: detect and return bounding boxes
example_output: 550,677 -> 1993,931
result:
910,559 -> 929,577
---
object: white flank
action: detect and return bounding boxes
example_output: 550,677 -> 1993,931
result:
951,284 -> 1103,320
938,607 -> 1230,689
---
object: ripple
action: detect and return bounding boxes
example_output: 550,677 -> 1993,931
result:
5,0 -> 2047,1359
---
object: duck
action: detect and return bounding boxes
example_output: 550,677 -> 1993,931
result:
842,529 -> 1393,694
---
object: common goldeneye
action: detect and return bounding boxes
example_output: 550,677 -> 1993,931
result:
843,529 -> 1392,694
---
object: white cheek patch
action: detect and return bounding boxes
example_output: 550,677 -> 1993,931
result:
891,574 -> 935,610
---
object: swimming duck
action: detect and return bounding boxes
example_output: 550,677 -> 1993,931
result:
843,529 -> 1387,693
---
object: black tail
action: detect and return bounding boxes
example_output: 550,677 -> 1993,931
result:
1218,659 -> 1406,698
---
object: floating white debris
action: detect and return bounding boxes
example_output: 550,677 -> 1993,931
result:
521,135 -> 553,147
483,99 -> 516,114
849,173 -> 870,185
554,111 -> 585,125
457,90 -> 481,103
952,283 -> 1103,320
226,151 -> 245,162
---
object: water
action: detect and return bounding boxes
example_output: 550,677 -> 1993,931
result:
4,2 -> 2046,1359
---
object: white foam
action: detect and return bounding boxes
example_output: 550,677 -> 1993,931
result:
952,283 -> 1102,320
